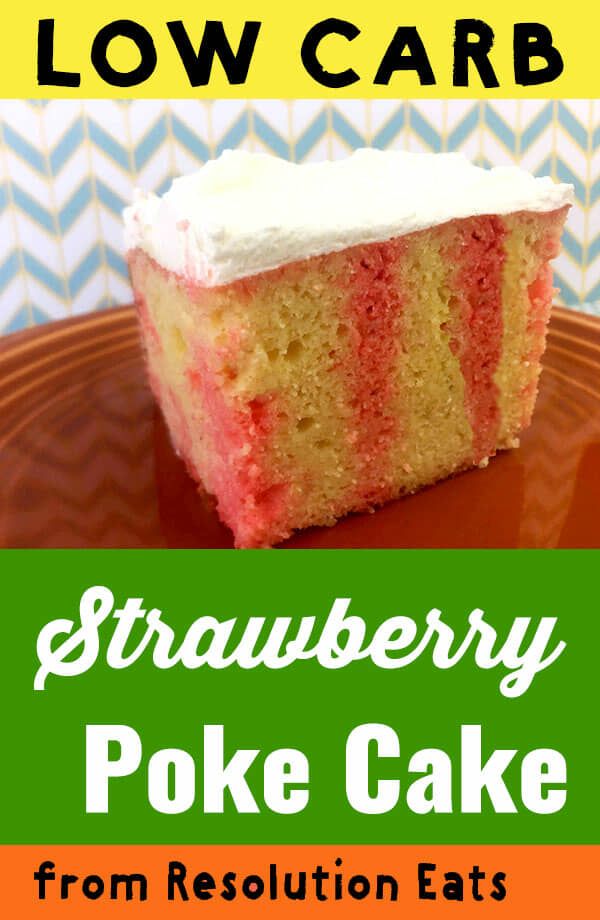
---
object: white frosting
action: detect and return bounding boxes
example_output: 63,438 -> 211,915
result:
124,149 -> 573,287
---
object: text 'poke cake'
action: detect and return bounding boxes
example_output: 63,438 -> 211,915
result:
124,150 -> 572,547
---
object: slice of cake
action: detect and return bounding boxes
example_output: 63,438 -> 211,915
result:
124,150 -> 572,548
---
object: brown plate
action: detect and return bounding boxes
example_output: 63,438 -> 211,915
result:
1,306 -> 599,548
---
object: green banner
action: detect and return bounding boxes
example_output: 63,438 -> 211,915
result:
2,549 -> 598,845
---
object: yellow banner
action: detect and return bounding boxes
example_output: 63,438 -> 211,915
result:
1,1 -> 596,98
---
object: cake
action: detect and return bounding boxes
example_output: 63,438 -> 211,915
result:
124,150 -> 572,548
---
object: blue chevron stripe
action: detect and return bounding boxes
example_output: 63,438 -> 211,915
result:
156,175 -> 173,196
50,118 -> 84,175
587,279 -> 600,303
23,251 -> 66,298
0,250 -> 19,288
0,182 -> 8,212
561,228 -> 583,264
70,246 -> 102,296
554,274 -> 580,305
106,246 -> 128,279
88,120 -> 131,171
331,110 -> 364,150
2,124 -> 46,174
484,105 -> 516,152
216,112 -> 249,157
591,177 -> 600,205
294,110 -> 328,161
555,159 -> 586,204
30,304 -> 50,324
135,115 -> 168,171
577,301 -> 600,316
59,179 -> 92,233
12,184 -> 55,233
521,103 -> 553,150
534,157 -> 553,179
557,102 -> 588,150
589,234 -> 600,263
96,179 -> 127,216
94,295 -> 116,312
253,112 -> 290,158
409,106 -> 441,152
372,107 -> 405,149
171,114 -> 210,162
447,106 -> 479,150
5,306 -> 30,334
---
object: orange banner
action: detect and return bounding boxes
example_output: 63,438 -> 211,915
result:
4,845 -> 596,916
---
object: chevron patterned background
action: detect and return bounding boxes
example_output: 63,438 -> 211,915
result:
1,99 -> 599,334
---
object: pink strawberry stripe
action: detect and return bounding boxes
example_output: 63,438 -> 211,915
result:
445,216 -> 506,463
343,239 -> 407,506
187,349 -> 287,547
